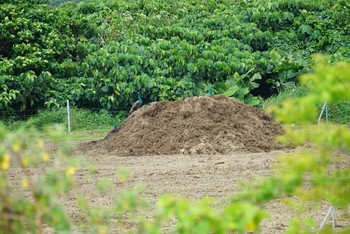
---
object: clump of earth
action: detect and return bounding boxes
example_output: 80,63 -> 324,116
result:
84,95 -> 284,155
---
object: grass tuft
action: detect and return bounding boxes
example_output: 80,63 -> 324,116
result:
1,108 -> 128,133
265,85 -> 350,124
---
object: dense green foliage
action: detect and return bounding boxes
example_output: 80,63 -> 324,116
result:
0,0 -> 78,112
1,0 -> 349,114
49,0 -> 82,6
1,58 -> 349,233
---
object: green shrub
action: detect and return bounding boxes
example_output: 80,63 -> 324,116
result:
266,85 -> 350,124
22,109 -> 67,130
2,108 -> 128,131
2,0 -> 349,113
0,124 -> 76,233
328,101 -> 350,124
264,85 -> 310,110
0,56 -> 349,234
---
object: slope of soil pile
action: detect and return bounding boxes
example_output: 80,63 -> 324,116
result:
85,95 -> 283,155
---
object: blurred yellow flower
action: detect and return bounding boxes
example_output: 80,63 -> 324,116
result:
98,226 -> 107,234
21,158 -> 29,168
22,178 -> 29,188
245,222 -> 257,232
121,200 -> 130,210
1,153 -> 10,170
38,140 -> 45,149
11,142 -> 20,154
66,166 -> 76,176
41,152 -> 49,162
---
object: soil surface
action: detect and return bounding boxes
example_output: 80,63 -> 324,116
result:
7,147 -> 349,233
82,95 -> 283,155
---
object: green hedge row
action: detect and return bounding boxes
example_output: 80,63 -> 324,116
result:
1,0 -> 349,114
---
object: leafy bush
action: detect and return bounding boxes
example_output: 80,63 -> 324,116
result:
1,0 -> 349,114
22,109 -> 67,129
328,101 -> 350,124
1,56 -> 349,233
0,125 -> 75,233
49,0 -> 83,6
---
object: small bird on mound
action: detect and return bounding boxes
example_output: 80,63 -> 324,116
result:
104,119 -> 118,139
113,119 -> 118,129
206,85 -> 214,97
129,92 -> 143,115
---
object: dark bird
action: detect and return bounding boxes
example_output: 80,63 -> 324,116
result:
129,92 -> 143,115
206,85 -> 214,96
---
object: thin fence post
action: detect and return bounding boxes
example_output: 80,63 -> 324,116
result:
67,100 -> 71,133
318,102 -> 327,126
317,102 -> 335,232
332,205 -> 335,229
325,103 -> 329,125
318,206 -> 333,232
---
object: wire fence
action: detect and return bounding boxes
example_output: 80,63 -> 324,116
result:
1,100 -> 349,123
0,106 -> 131,120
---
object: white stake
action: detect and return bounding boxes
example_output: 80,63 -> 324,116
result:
318,206 -> 334,232
318,102 -> 328,126
317,102 -> 335,232
67,100 -> 71,133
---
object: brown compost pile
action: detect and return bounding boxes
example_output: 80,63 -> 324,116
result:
83,95 -> 284,155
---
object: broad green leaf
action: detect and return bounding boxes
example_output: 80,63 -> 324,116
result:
251,72 -> 262,81
269,50 -> 281,62
223,85 -> 239,97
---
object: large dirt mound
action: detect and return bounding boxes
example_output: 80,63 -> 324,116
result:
84,95 -> 283,155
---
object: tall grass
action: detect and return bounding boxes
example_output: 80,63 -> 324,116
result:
328,101 -> 350,124
1,108 -> 128,132
265,85 -> 350,124
264,85 -> 310,108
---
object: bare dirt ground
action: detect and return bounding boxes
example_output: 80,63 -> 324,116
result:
7,143 -> 349,233
61,147 -> 348,233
